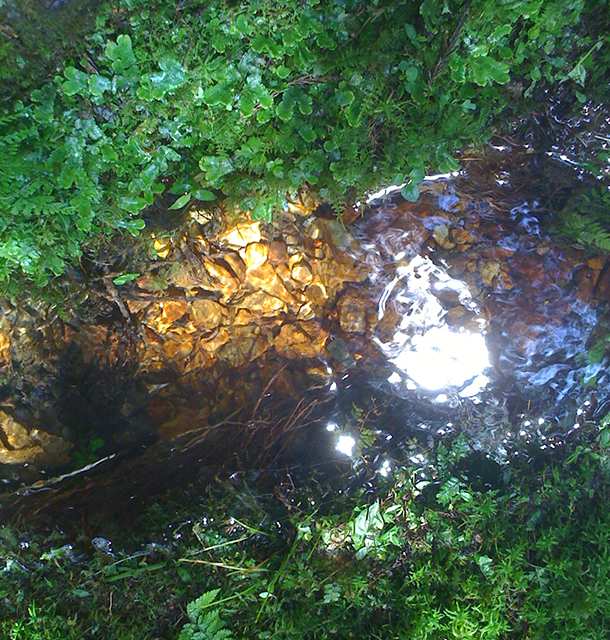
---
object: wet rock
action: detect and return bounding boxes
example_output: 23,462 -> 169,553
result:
220,220 -> 262,247
169,262 -> 196,290
274,263 -> 295,290
190,299 -> 224,330
0,410 -> 70,467
337,290 -> 369,333
222,252 -> 247,282
246,262 -> 296,305
291,260 -> 313,285
305,280 -> 329,307
268,240 -> 289,265
70,325 -> 110,364
241,242 -> 269,270
204,259 -> 241,302
594,263 -> 610,303
479,245 -> 517,260
238,291 -> 286,316
374,305 -> 401,342
572,267 -> 596,305
286,201 -> 312,217
498,270 -> 515,291
0,325 -> 9,373
274,322 -> 329,360
136,273 -> 169,293
153,236 -> 171,259
326,338 -> 356,368
217,326 -> 269,366
158,404 -> 211,439
156,301 -> 188,333
588,257 -> 604,271
314,256 -> 367,293
453,228 -> 476,245
159,335 -> 196,373
199,328 -> 230,353
479,261 -> 502,287
297,302 -> 316,321
432,225 -> 456,249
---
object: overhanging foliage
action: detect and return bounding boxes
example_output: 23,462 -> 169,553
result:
0,0 -> 608,287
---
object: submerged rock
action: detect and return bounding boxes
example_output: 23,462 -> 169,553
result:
0,410 -> 70,467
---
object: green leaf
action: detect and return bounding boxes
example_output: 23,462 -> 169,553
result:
203,86 -> 233,107
316,31 -> 336,50
297,94 -> 313,115
117,219 -> 146,236
101,143 -> 119,163
194,189 -> 217,202
299,126 -> 317,143
239,96 -> 255,117
477,555 -> 494,576
401,182 -> 420,202
337,90 -> 355,107
31,84 -> 55,122
251,199 -> 274,221
588,337 -> 609,365
568,63 -> 587,86
88,74 -> 112,97
169,193 -> 192,210
257,90 -> 273,109
404,66 -> 419,83
470,57 -> 510,86
62,67 -> 89,96
256,109 -> 272,124
119,196 -> 147,214
409,168 -> 425,183
148,56 -> 188,99
236,15 -> 252,36
199,156 -> 234,184
277,99 -> 294,122
251,35 -> 282,57
251,35 -> 269,53
112,272 -> 140,285
105,34 -> 137,74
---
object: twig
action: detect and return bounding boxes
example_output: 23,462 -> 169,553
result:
251,364 -> 289,420
102,275 -> 132,321
429,0 -> 473,87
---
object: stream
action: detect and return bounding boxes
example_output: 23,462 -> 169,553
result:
0,146 -> 609,525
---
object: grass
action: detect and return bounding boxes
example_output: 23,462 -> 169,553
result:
2,423 -> 610,639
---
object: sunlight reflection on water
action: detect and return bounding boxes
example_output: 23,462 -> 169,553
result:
374,255 -> 490,400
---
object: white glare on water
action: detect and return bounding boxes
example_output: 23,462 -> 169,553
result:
379,460 -> 391,477
376,255 -> 491,398
336,435 -> 356,457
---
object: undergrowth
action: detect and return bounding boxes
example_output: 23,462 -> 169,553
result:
2,426 -> 610,639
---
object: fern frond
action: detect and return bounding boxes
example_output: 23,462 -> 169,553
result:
180,589 -> 233,640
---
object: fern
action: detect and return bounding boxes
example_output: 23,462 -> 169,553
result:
179,589 -> 234,640
561,188 -> 610,252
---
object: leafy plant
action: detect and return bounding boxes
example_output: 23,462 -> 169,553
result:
179,589 -> 233,640
0,0 -> 608,291
560,186 -> 610,252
